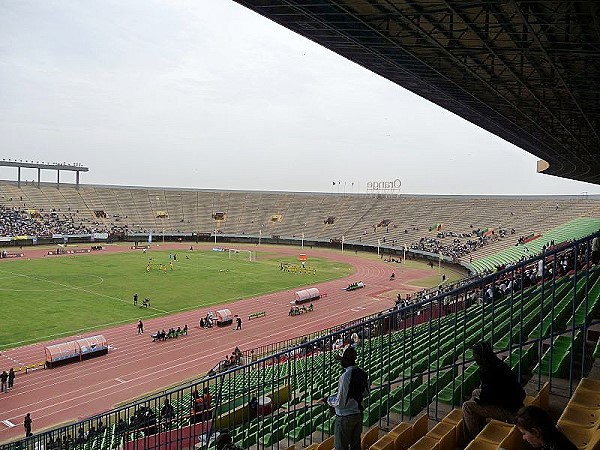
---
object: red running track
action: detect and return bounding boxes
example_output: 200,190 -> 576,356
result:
0,244 -> 431,443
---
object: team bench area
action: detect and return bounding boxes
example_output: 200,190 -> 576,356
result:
151,325 -> 188,341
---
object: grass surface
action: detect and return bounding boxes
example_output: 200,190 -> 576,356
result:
0,249 -> 352,349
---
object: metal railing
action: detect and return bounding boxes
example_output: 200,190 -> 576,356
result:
2,232 -> 599,450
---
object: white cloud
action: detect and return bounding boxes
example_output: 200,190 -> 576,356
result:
0,0 -> 597,195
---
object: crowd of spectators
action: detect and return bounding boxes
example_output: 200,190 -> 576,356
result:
398,237 -> 596,321
408,227 -> 509,260
0,205 -> 131,238
0,206 -> 93,237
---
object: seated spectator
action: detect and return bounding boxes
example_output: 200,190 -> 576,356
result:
183,324 -> 188,334
85,426 -> 96,442
190,396 -> 203,424
116,419 -> 127,435
62,434 -> 72,450
249,396 -> 258,419
76,426 -> 85,445
202,387 -> 213,418
215,433 -> 242,450
462,341 -> 526,442
161,399 -> 174,428
515,406 -> 577,450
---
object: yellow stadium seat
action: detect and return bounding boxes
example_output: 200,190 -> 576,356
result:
370,434 -> 395,450
441,408 -> 464,447
316,436 -> 334,450
571,390 -> 600,410
427,422 -> 456,450
362,425 -> 381,450
464,439 -> 501,450
477,419 -> 522,449
441,408 -> 462,425
560,405 -> 600,429
412,414 -> 429,442
586,429 -> 600,450
388,423 -> 413,450
559,422 -> 599,450
389,422 -> 412,438
577,379 -> 600,393
498,424 -> 523,450
538,381 -> 550,410
409,436 -> 439,450
525,382 -> 551,410
304,444 -> 320,450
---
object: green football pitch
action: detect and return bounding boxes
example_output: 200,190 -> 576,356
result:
0,249 -> 353,350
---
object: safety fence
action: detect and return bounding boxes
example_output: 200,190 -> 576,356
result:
2,232 -> 599,450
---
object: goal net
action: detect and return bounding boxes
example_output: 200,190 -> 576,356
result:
228,248 -> 256,262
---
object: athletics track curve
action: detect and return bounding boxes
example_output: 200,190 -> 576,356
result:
0,243 -> 432,443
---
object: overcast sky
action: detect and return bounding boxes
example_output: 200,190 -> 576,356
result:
0,0 -> 597,196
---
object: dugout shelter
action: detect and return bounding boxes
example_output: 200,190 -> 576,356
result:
45,335 -> 108,368
216,309 -> 233,327
293,287 -> 321,305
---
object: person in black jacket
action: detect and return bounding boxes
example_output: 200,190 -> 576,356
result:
24,413 -> 32,437
0,371 -> 7,393
462,341 -> 526,442
515,406 -> 577,450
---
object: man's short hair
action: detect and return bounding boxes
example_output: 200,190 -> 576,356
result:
335,346 -> 357,363
215,433 -> 232,450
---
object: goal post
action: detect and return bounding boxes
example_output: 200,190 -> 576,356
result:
228,248 -> 256,262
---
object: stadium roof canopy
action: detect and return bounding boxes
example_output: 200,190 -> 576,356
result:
234,1 -> 600,185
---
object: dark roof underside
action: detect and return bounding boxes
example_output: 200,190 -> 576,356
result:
234,1 -> 600,185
